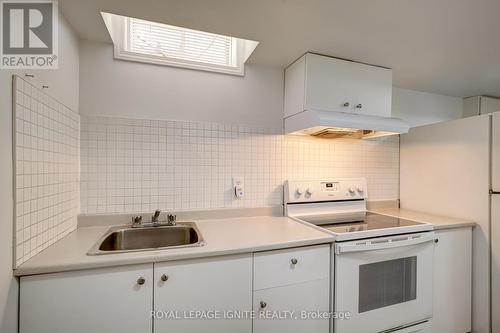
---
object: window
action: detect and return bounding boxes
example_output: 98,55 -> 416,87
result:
102,12 -> 259,75
358,256 -> 417,313
128,18 -> 235,67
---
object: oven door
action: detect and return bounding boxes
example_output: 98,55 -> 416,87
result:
334,232 -> 435,333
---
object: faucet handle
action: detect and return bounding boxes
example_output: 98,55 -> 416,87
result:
167,213 -> 177,225
132,215 -> 143,227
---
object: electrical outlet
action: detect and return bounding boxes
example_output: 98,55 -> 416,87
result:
233,177 -> 244,199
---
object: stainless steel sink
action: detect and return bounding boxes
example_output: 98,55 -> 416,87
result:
87,222 -> 205,255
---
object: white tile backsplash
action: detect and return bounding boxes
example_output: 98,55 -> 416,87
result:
13,76 -> 80,267
80,116 -> 399,214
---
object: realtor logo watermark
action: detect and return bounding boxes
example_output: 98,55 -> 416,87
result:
1,0 -> 58,69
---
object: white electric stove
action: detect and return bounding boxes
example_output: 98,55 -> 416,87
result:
284,178 -> 433,241
285,179 -> 435,333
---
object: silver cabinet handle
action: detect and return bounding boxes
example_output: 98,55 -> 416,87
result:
137,277 -> 146,285
343,102 -> 350,107
356,103 -> 363,109
291,258 -> 298,265
160,274 -> 169,282
260,301 -> 267,309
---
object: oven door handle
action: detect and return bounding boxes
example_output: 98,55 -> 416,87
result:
335,232 -> 436,254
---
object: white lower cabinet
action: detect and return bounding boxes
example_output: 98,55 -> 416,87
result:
253,244 -> 331,333
153,254 -> 252,333
19,247 -> 330,333
432,227 -> 472,333
20,263 -> 154,333
253,279 -> 330,333
20,255 -> 252,333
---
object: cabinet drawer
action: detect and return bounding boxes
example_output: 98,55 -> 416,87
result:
253,278 -> 330,333
253,244 -> 330,290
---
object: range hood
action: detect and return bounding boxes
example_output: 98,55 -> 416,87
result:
283,53 -> 410,139
284,109 -> 410,139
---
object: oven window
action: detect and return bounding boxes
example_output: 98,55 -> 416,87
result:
358,256 -> 417,313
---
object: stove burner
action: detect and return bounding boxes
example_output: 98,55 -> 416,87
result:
296,212 -> 426,234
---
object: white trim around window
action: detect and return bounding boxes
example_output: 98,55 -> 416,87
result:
101,12 -> 259,76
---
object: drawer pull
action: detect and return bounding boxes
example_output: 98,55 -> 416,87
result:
137,277 -> 146,285
260,301 -> 267,309
291,258 -> 298,265
160,274 -> 169,282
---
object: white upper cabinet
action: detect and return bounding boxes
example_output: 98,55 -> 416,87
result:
463,95 -> 500,117
284,53 -> 393,118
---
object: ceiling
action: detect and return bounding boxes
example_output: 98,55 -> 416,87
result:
59,0 -> 500,97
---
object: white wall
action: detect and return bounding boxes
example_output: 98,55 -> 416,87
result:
79,40 -> 284,129
392,87 -> 463,127
79,40 -> 463,130
0,13 -> 79,333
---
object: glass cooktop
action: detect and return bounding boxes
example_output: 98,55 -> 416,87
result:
296,212 -> 426,234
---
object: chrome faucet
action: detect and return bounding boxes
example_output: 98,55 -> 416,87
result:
130,210 -> 176,228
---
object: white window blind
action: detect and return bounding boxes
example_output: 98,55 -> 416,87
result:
128,18 -> 234,67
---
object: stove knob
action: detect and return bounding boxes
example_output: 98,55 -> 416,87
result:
357,187 -> 364,193
348,187 -> 356,194
296,188 -> 303,196
305,188 -> 313,196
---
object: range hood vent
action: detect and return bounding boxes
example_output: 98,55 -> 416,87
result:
284,109 -> 409,139
283,53 -> 410,139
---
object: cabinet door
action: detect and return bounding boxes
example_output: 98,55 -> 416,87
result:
20,264 -> 153,333
154,254 -> 252,333
432,228 -> 472,333
253,279 -> 330,333
304,53 -> 392,117
480,96 -> 500,115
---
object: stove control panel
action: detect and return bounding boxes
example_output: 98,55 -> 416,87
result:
285,179 -> 368,203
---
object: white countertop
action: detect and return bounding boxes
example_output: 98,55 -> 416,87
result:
15,208 -> 476,277
370,208 -> 476,230
14,216 -> 334,277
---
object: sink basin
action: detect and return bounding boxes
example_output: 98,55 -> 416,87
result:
87,222 -> 205,255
